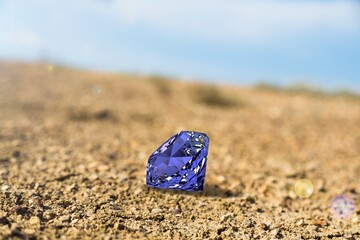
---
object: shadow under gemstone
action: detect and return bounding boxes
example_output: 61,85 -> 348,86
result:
147,183 -> 242,198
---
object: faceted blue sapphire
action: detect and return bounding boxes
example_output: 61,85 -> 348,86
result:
146,131 -> 209,191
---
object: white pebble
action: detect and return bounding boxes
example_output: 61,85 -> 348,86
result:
151,208 -> 163,214
1,185 -> 10,191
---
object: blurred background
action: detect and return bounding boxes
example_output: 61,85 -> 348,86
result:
1,0 -> 359,92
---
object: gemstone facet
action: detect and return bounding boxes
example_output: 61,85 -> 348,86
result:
146,131 -> 209,191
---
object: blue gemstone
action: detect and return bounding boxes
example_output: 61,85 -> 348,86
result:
146,131 -> 209,191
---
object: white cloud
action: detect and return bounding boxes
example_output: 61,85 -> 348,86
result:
106,0 -> 360,42
0,29 -> 42,49
1,0 -> 358,49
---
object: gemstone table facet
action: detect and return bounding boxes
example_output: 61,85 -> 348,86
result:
146,131 -> 209,191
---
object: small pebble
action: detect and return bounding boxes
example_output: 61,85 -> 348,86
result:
1,185 -> 10,191
173,208 -> 182,215
220,213 -> 233,223
309,219 -> 327,226
344,233 -> 354,239
114,222 -> 125,230
216,175 -> 226,183
71,219 -> 79,224
24,228 -> 36,235
60,215 -> 70,222
296,219 -> 305,226
28,190 -> 35,196
29,216 -> 41,226
134,188 -> 142,195
12,151 -> 21,158
288,190 -> 297,200
151,208 -> 163,214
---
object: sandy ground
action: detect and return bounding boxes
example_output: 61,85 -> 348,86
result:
0,61 -> 359,239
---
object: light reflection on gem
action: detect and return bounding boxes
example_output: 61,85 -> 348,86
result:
47,65 -> 54,72
331,194 -> 356,219
91,85 -> 102,95
294,179 -> 314,198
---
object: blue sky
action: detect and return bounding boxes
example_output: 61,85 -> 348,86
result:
0,0 -> 359,91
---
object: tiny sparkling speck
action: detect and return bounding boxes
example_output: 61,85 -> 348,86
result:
294,179 -> 314,198
91,85 -> 102,95
47,65 -> 54,72
331,194 -> 356,219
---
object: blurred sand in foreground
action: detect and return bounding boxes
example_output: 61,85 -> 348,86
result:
0,61 -> 359,239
